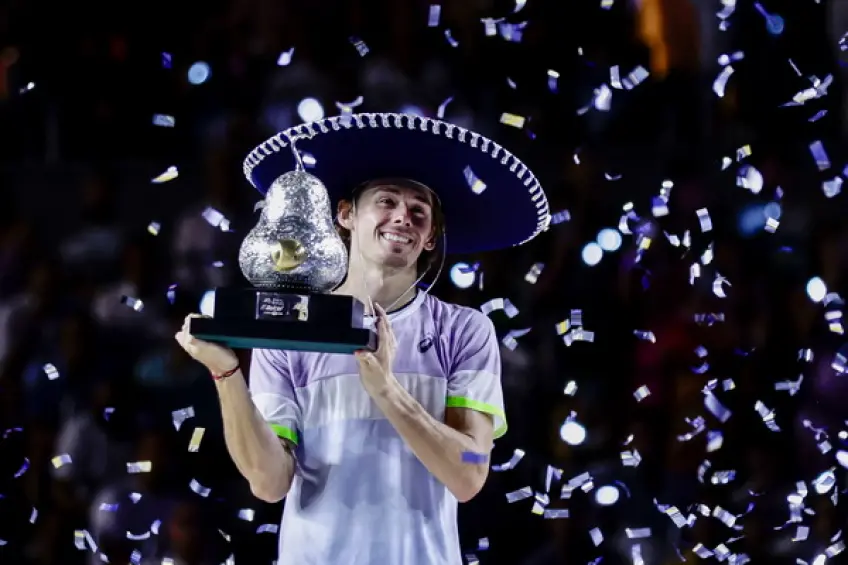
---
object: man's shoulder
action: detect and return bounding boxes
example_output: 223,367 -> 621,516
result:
421,293 -> 493,334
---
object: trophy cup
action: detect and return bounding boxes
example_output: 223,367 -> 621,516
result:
188,169 -> 377,354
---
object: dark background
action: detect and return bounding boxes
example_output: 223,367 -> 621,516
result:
1,0 -> 848,563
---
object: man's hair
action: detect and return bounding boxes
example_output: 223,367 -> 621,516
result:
335,181 -> 446,276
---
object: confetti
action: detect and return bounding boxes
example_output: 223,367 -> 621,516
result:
126,461 -> 152,473
51,453 -> 72,469
480,298 -> 518,318
189,478 -> 211,497
152,166 -> 178,184
349,37 -> 369,56
428,5 -> 441,27
277,48 -> 295,66
463,166 -> 487,194
188,427 -> 205,452
202,206 -> 231,231
42,363 -> 60,380
444,30 -> 459,48
120,295 -> 144,312
492,449 -> 525,472
713,66 -> 734,98
499,113 -> 526,129
171,407 -> 196,431
461,451 -> 488,464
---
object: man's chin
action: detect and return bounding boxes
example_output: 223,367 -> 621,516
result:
376,250 -> 417,270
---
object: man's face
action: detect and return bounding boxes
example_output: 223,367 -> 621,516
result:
345,182 -> 436,270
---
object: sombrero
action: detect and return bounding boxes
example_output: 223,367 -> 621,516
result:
242,112 -> 550,254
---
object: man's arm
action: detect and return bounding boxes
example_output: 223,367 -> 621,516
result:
216,371 -> 296,503
371,384 -> 493,502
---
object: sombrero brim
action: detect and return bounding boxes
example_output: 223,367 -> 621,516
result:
243,113 -> 550,255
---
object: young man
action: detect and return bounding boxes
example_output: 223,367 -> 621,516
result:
176,112 -> 550,564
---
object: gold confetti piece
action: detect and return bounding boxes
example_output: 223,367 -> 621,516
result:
188,427 -> 205,452
499,113 -> 526,129
152,166 -> 178,184
126,460 -> 152,473
52,453 -> 72,468
463,166 -> 487,194
147,221 -> 161,236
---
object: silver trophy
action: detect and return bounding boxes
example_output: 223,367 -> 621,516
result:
189,169 -> 377,353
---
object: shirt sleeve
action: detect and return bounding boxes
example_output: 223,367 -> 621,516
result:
445,310 -> 507,439
249,348 -> 301,445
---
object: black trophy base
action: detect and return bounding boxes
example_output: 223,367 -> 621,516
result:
189,288 -> 377,354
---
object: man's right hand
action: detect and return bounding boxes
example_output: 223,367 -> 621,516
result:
175,313 -> 239,376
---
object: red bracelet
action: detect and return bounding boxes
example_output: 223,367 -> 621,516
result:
211,364 -> 240,381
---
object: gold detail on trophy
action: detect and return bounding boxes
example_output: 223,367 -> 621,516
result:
271,239 -> 307,272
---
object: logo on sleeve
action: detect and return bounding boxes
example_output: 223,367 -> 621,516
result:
418,334 -> 434,353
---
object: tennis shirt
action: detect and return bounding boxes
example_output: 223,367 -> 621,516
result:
250,291 -> 506,565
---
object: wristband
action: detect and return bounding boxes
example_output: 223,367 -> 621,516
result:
211,364 -> 240,381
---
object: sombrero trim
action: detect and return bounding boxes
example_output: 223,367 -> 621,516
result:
242,112 -> 551,247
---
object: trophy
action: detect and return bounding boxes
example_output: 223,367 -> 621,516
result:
188,169 -> 377,354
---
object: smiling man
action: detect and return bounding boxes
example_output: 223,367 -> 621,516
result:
175,113 -> 550,565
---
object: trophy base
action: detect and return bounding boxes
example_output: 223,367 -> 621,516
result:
189,288 -> 376,354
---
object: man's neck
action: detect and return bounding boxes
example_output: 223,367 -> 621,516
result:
335,262 -> 418,313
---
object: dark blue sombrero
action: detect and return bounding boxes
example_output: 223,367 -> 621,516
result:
243,113 -> 550,254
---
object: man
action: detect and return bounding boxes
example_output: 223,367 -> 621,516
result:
176,112 -> 550,564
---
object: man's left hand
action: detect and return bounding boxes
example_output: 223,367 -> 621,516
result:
356,303 -> 397,396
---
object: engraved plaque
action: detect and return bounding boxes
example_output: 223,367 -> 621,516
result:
256,293 -> 309,322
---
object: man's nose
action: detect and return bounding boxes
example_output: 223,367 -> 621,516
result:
391,206 -> 412,225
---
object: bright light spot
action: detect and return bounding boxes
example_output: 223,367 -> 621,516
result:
786,493 -> 803,505
596,228 -> 622,252
559,420 -> 586,445
806,277 -> 827,303
595,485 -> 619,506
766,15 -> 784,36
811,554 -> 826,565
836,450 -> 848,468
199,290 -> 216,317
738,203 -> 766,235
297,98 -> 325,123
400,104 -> 425,117
581,242 -> 603,266
449,262 -> 476,289
188,62 -> 211,85
763,201 -> 782,220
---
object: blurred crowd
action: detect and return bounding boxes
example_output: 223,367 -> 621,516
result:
2,1 -> 848,564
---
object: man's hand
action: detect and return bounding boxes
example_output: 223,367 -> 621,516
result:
175,314 -> 239,376
356,303 -> 397,396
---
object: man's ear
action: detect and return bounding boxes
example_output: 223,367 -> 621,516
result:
337,200 -> 354,231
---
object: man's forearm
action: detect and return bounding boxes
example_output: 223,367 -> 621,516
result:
216,371 -> 295,502
371,378 -> 488,502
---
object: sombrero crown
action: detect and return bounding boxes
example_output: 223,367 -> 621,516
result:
243,112 -> 550,254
